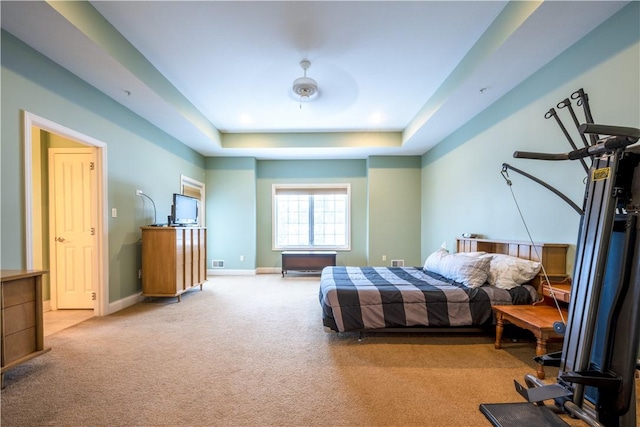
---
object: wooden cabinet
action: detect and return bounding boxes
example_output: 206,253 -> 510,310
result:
141,227 -> 207,301
1,270 -> 51,387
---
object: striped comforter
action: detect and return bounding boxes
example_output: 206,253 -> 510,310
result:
319,266 -> 536,332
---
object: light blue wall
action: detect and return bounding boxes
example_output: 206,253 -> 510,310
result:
256,160 -> 368,268
205,157 -> 257,270
367,156 -> 422,266
205,156 -> 422,271
1,31 -> 206,301
420,3 -> 639,276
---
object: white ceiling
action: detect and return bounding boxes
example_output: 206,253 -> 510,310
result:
1,1 -> 629,159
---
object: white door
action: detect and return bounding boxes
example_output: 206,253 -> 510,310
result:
49,148 -> 97,309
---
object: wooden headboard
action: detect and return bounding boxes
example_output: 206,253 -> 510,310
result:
456,237 -> 569,292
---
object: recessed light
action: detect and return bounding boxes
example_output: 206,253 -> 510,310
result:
369,112 -> 384,124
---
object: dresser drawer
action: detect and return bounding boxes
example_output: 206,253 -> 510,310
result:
3,301 -> 37,335
2,278 -> 36,308
542,281 -> 571,304
4,327 -> 37,363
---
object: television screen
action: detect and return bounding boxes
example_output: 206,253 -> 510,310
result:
172,193 -> 198,225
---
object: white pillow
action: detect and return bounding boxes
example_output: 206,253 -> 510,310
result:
482,254 -> 541,290
461,251 -> 486,257
423,249 -> 492,288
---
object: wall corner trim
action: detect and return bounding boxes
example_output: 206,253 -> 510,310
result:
107,292 -> 144,315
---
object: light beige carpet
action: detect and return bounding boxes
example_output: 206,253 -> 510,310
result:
1,274 -> 636,426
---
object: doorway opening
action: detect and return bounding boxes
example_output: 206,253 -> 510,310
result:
181,175 -> 205,227
23,111 -> 109,322
44,309 -> 94,337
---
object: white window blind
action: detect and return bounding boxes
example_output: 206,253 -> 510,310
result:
273,184 -> 350,250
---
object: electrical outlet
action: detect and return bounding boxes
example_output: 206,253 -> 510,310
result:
240,255 -> 245,262
382,255 -> 387,261
136,189 -> 143,196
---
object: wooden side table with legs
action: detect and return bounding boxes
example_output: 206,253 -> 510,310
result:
493,304 -> 567,379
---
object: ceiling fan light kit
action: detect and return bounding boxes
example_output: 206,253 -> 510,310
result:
292,59 -> 318,107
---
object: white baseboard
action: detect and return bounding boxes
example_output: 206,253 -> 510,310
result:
44,292 -> 150,316
207,269 -> 256,276
107,292 -> 144,315
255,267 -> 281,275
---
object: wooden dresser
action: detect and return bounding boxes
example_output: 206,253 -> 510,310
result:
1,270 -> 51,387
141,227 -> 207,301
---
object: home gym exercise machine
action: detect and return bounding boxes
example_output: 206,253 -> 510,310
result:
480,89 -> 640,427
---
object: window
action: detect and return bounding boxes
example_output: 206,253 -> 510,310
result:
273,184 -> 350,250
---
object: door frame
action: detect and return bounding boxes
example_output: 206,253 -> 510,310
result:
180,175 -> 205,227
23,111 -> 109,316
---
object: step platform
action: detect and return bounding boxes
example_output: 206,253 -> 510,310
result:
479,402 -> 569,427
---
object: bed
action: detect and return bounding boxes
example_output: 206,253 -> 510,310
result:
319,238 -> 569,333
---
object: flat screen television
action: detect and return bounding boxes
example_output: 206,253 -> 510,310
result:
171,193 -> 198,226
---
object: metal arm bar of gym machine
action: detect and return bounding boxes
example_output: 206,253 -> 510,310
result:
513,124 -> 639,162
501,163 -> 583,215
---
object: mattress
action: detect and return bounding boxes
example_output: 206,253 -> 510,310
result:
319,266 -> 537,332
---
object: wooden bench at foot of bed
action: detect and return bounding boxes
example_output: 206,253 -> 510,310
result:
282,251 -> 336,276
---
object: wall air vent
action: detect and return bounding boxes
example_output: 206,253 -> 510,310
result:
391,259 -> 405,267
212,260 -> 225,268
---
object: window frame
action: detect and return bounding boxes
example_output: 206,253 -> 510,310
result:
272,183 -> 351,251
